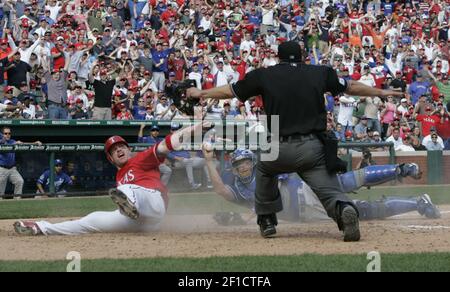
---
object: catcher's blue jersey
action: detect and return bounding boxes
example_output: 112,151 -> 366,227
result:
221,168 -> 302,215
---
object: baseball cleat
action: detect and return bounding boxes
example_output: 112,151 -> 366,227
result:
257,214 -> 277,238
341,205 -> 360,242
399,163 -> 422,180
418,194 -> 441,219
190,183 -> 202,190
109,188 -> 139,220
14,221 -> 42,236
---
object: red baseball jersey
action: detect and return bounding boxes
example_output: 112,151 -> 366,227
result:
116,145 -> 168,208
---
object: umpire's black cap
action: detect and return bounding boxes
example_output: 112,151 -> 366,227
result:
278,41 -> 302,62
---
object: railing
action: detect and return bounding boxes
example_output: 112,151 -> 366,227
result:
0,142 -> 397,195
337,142 -> 396,170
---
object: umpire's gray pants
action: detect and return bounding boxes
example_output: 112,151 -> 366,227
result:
0,167 -> 24,196
255,135 -> 353,223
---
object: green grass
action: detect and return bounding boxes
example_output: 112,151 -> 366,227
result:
0,185 -> 448,220
1,253 -> 450,272
0,194 -> 247,219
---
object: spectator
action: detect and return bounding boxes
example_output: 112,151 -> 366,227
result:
89,65 -> 116,120
425,133 -> 444,151
21,96 -> 36,119
354,116 -> 369,141
69,99 -> 89,120
422,127 -> 445,149
337,94 -> 356,131
36,159 -> 73,197
356,150 -> 375,169
395,135 -> 415,152
5,51 -> 31,96
0,127 -> 41,198
416,106 -> 443,137
409,73 -> 431,105
386,127 -> 404,149
42,52 -> 70,119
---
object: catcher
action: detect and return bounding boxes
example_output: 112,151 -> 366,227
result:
205,148 -> 441,227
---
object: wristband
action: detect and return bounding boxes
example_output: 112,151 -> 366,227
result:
165,134 -> 174,151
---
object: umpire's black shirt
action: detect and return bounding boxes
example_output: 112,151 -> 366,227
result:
231,63 -> 347,136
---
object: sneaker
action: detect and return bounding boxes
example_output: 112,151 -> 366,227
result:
257,214 -> 277,238
418,194 -> 441,219
109,188 -> 139,220
14,221 -> 42,236
399,163 -> 422,179
206,182 -> 213,189
190,183 -> 202,190
341,205 -> 360,242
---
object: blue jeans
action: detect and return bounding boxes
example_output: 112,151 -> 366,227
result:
367,118 -> 381,134
48,104 -> 67,120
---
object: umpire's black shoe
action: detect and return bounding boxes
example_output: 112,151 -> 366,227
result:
257,214 -> 278,238
341,205 -> 360,242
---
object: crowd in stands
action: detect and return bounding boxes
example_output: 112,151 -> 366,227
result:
0,0 -> 450,150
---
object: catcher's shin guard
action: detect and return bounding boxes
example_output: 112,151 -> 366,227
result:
354,200 -> 388,220
338,165 -> 399,193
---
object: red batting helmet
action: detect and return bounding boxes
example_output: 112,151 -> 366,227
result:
104,136 -> 129,161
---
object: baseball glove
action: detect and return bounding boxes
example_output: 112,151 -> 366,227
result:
213,212 -> 246,226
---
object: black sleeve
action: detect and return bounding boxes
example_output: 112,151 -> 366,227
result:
26,63 -> 32,72
325,66 -> 348,96
230,69 -> 263,102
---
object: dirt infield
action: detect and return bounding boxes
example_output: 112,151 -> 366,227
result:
1,206 -> 450,261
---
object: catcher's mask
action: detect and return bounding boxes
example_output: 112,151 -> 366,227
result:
105,136 -> 129,162
230,149 -> 256,184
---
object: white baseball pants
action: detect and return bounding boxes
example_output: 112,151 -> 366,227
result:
36,184 -> 166,235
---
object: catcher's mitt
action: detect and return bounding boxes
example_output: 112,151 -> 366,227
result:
213,212 -> 246,226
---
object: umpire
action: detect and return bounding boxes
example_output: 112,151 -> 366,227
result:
187,41 -> 403,242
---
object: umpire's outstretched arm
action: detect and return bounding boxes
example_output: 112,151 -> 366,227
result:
187,80 -> 404,101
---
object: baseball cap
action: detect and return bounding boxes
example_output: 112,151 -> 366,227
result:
21,19 -> 29,27
3,86 -> 13,93
169,71 -> 176,77
361,115 -> 368,120
401,98 -> 407,103
170,122 -> 180,130
373,131 -> 380,136
19,81 -> 28,87
430,126 -> 437,131
55,159 -> 63,166
278,41 -> 302,62
57,36 -> 64,41
150,125 -> 160,131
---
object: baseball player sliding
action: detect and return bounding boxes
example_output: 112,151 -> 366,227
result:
13,122 -> 208,236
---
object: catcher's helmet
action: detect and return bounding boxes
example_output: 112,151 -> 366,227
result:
230,149 -> 256,184
105,136 -> 129,161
